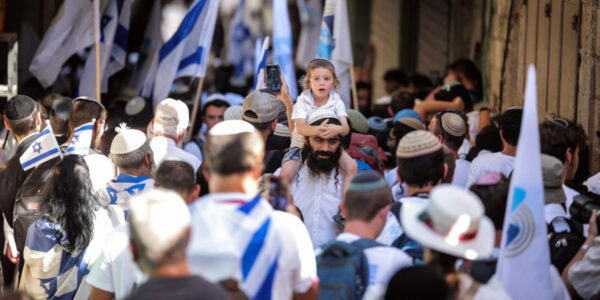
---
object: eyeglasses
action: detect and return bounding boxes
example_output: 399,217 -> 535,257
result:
313,137 -> 341,146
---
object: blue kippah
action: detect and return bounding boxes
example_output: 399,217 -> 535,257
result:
394,109 -> 422,123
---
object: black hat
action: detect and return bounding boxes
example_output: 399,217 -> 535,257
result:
5,95 -> 36,121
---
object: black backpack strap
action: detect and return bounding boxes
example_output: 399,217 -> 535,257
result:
390,202 -> 403,224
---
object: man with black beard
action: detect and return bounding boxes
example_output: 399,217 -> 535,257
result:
291,110 -> 344,248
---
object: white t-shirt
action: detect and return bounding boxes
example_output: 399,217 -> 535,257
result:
86,224 -> 146,298
84,153 -> 115,194
375,196 -> 428,246
453,158 -> 472,188
328,233 -> 412,300
150,136 -> 201,172
187,192 -> 317,299
467,152 -> 515,187
291,164 -> 344,248
290,90 -> 348,148
384,167 -> 408,202
458,138 -> 472,160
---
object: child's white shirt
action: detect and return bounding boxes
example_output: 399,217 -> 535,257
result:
290,90 -> 348,148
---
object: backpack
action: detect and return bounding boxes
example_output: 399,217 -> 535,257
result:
13,157 -> 60,255
389,201 -> 424,262
547,216 -> 585,273
347,133 -> 386,174
316,238 -> 380,300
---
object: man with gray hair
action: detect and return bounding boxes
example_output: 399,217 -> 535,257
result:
98,124 -> 155,214
127,189 -> 228,299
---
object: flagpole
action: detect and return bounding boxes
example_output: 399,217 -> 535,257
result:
93,0 -> 102,102
186,76 -> 205,144
349,64 -> 359,110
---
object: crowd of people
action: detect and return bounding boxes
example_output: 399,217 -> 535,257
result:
0,56 -> 599,300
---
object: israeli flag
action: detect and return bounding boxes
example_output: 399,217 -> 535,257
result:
151,0 -> 220,107
253,37 -> 269,90
79,0 -> 132,97
227,0 -> 254,80
29,0 -> 94,88
20,122 -> 62,171
131,0 -> 163,94
496,65 -> 553,299
317,0 -> 353,108
272,0 -> 298,99
65,121 -> 95,155
295,0 -> 322,69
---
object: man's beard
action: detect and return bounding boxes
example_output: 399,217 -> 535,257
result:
302,143 -> 342,175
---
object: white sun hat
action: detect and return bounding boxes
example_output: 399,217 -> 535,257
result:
400,184 -> 495,260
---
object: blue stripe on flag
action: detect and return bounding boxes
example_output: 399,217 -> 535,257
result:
159,0 -> 207,62
114,173 -> 150,184
74,124 -> 94,133
253,49 -> 267,88
241,218 -> 270,279
238,194 -> 261,215
116,0 -> 125,15
254,257 -> 278,300
114,24 -> 128,50
38,128 -> 52,138
177,46 -> 204,71
21,148 -> 60,169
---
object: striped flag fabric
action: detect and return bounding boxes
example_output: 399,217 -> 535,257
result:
20,121 -> 62,171
496,65 -> 554,299
131,0 -> 163,94
227,0 -> 254,81
78,0 -> 133,97
272,0 -> 298,99
253,37 -> 269,90
295,0 -> 323,69
65,121 -> 95,155
150,0 -> 220,107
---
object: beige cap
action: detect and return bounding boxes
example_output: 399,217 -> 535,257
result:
541,154 -> 566,204
396,130 -> 442,158
440,112 -> 466,137
153,98 -> 189,137
242,90 -> 282,123
398,117 -> 425,130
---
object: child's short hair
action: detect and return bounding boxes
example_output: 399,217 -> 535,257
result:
300,58 -> 341,90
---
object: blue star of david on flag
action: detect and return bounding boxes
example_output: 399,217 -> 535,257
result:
32,142 -> 42,154
20,121 -> 62,171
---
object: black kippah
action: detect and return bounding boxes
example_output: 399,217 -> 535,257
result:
5,95 -> 35,120
347,171 -> 387,192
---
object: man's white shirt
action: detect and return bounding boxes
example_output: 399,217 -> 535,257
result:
291,164 -> 344,248
150,136 -> 201,172
466,152 -> 515,187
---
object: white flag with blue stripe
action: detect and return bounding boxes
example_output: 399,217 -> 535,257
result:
496,65 -> 553,299
296,0 -> 322,69
253,37 -> 269,90
318,0 -> 353,108
20,122 -> 62,171
227,0 -> 254,81
29,0 -> 94,88
272,0 -> 298,99
79,0 -> 132,97
65,121 -> 95,155
131,0 -> 163,93
151,0 -> 220,106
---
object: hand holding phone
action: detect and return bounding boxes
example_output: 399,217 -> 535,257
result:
266,64 -> 282,92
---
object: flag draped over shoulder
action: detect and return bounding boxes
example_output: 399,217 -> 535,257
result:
272,0 -> 298,99
20,122 -> 62,171
295,0 -> 323,69
151,0 -> 220,107
79,0 -> 132,97
496,65 -> 553,299
131,0 -> 163,94
29,0 -> 95,88
253,37 -> 269,90
65,121 -> 95,155
317,0 -> 353,108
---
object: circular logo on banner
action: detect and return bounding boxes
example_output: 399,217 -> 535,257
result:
504,204 -> 536,258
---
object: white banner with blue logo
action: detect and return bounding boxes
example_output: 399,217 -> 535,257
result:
79,0 -> 132,98
296,0 -> 322,69
227,0 -> 254,81
29,0 -> 95,89
131,0 -> 163,94
272,0 -> 298,99
496,65 -> 553,299
151,0 -> 220,107
317,0 -> 353,108
65,121 -> 95,155
253,37 -> 269,90
20,122 -> 62,171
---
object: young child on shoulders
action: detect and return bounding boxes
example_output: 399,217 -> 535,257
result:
279,58 -> 357,192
